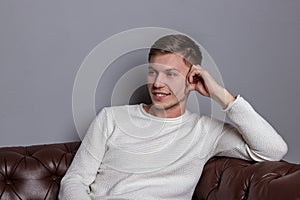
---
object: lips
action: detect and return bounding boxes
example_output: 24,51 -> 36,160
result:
151,91 -> 171,101
152,91 -> 171,96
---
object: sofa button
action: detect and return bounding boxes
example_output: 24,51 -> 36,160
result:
51,175 -> 58,181
5,179 -> 12,185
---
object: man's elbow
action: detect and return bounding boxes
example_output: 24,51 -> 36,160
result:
263,141 -> 288,161
247,141 -> 288,162
271,141 -> 288,161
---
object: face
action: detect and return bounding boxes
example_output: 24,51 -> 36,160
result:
147,53 -> 191,111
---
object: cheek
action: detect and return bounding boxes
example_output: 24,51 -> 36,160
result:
147,75 -> 154,84
168,78 -> 187,93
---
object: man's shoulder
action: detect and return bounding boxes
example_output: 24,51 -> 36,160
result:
98,104 -> 141,117
103,104 -> 140,111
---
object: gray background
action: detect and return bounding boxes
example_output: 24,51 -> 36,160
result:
0,0 -> 299,162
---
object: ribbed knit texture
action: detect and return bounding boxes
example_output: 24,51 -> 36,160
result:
59,96 -> 287,200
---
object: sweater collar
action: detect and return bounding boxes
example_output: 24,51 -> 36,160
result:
139,103 -> 191,122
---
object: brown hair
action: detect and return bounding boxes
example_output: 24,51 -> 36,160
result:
148,34 -> 202,67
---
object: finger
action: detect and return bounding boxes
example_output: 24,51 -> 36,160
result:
189,69 -> 204,84
193,64 -> 204,71
186,69 -> 199,91
188,70 -> 198,84
197,65 -> 203,69
187,68 -> 196,84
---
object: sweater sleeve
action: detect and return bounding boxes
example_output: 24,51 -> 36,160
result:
58,108 -> 109,200
213,95 -> 288,162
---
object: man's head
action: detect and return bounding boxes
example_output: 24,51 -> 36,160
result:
148,34 -> 202,68
146,34 -> 202,116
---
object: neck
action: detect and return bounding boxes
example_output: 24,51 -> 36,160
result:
144,101 -> 187,118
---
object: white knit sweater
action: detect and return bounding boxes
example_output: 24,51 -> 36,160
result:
59,96 -> 287,200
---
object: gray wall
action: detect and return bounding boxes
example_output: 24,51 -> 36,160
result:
1,0 -> 299,163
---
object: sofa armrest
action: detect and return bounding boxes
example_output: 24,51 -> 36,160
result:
192,157 -> 300,200
0,141 -> 80,200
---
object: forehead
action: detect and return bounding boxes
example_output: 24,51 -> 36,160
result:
149,53 -> 190,71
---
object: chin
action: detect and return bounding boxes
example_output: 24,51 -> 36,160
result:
151,101 -> 178,110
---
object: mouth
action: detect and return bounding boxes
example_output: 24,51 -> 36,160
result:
154,93 -> 169,97
152,91 -> 171,96
151,91 -> 171,101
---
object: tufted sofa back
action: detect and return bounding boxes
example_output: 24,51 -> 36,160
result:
0,142 -> 80,200
1,141 -> 300,200
193,157 -> 300,200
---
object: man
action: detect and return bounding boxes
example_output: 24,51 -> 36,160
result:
59,34 -> 287,200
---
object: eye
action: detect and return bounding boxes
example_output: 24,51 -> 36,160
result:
166,72 -> 178,77
148,70 -> 156,76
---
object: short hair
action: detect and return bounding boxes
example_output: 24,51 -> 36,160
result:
148,34 -> 202,67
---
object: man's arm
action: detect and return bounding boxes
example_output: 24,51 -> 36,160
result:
187,65 -> 287,161
213,95 -> 288,161
186,64 -> 235,109
59,109 -> 109,200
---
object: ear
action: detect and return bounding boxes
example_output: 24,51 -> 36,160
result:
185,77 -> 195,94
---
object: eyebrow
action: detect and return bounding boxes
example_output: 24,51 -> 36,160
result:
165,68 -> 179,73
148,66 -> 179,72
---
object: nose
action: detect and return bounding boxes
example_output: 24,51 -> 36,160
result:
153,73 -> 165,88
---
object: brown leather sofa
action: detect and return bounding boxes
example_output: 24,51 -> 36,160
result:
0,141 -> 299,200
